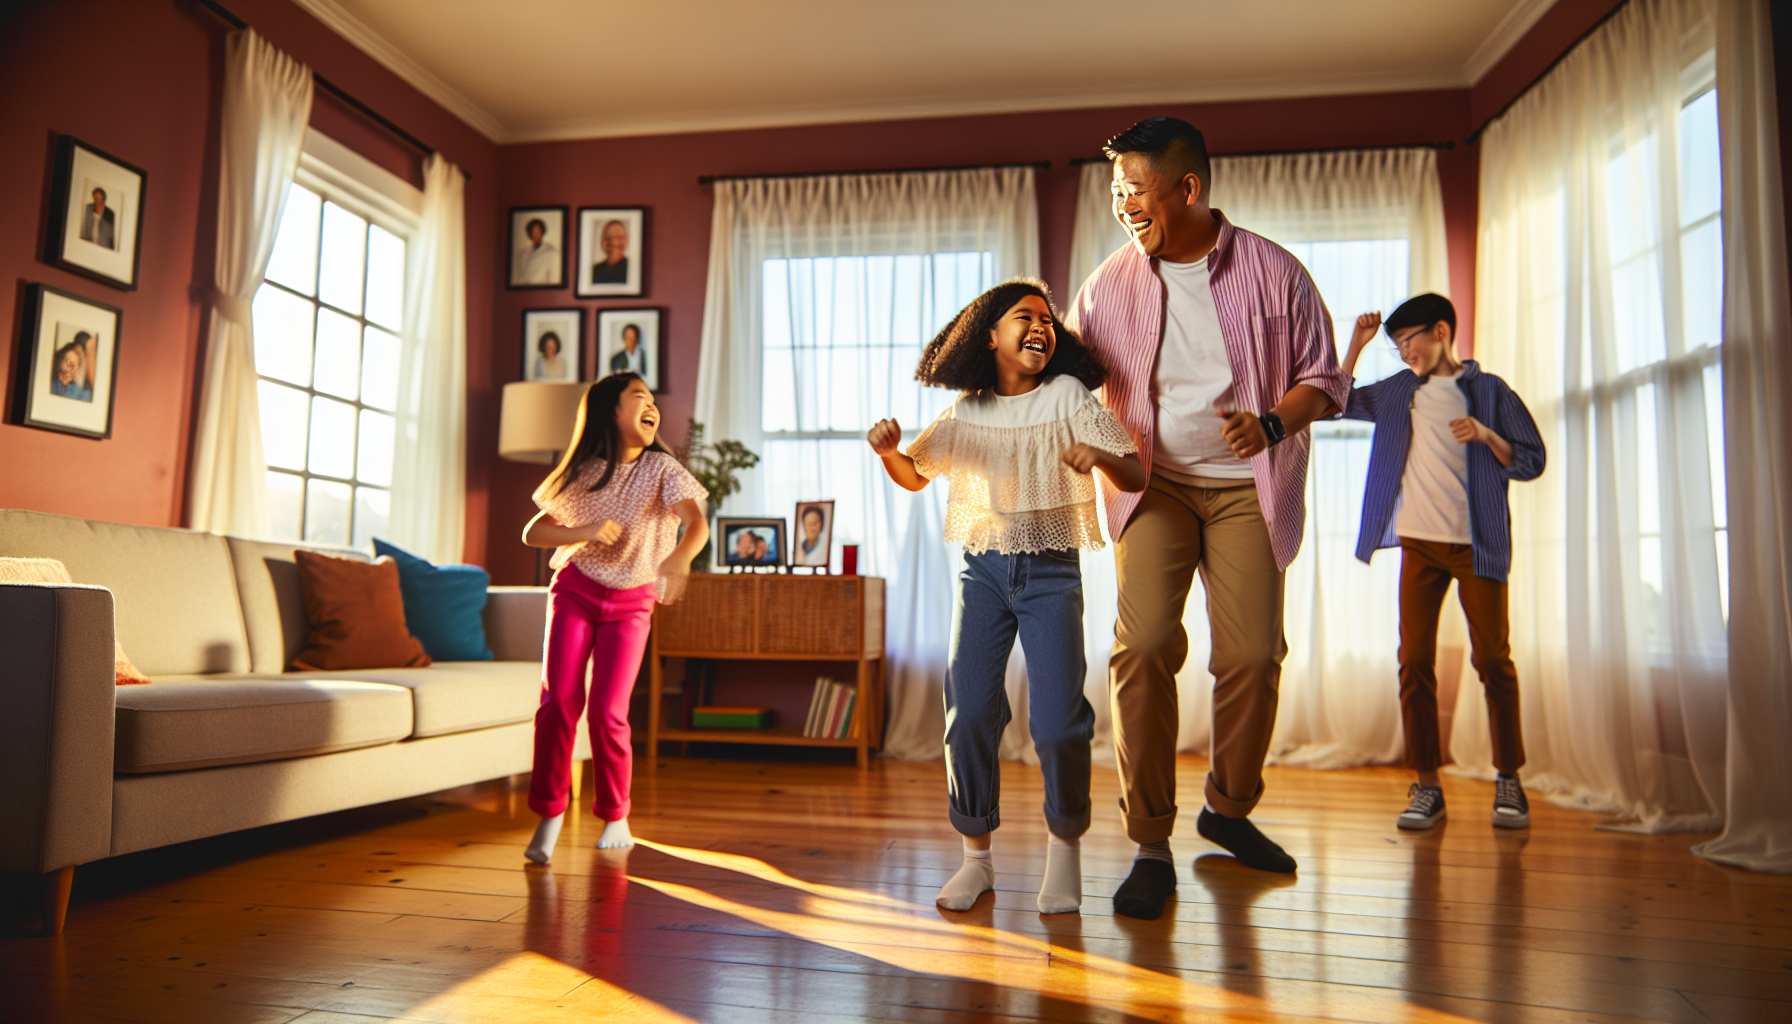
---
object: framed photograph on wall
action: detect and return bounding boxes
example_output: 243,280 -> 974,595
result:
11,284 -> 122,439
46,136 -> 146,290
507,206 -> 567,289
718,517 -> 786,570
791,500 -> 834,568
521,308 -> 583,382
575,207 -> 645,297
595,307 -> 662,391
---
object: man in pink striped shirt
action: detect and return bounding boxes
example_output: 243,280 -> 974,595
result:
1070,118 -> 1350,919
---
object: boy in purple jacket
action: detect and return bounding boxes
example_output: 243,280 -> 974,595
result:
1340,293 -> 1546,831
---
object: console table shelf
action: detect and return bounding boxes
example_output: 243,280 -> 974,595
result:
647,573 -> 885,768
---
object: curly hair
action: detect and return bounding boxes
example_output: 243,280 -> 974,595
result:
913,279 -> 1107,393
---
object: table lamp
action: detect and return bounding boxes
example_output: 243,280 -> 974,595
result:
498,381 -> 590,582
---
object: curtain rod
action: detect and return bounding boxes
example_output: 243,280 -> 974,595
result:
1067,140 -> 1457,167
1464,0 -> 1629,145
697,160 -> 1050,186
192,0 -> 471,180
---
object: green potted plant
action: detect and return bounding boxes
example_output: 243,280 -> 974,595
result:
673,419 -> 759,571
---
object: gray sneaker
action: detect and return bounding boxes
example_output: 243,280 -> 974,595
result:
1397,783 -> 1446,830
1493,773 -> 1531,828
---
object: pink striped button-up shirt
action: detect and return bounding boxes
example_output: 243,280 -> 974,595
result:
1068,214 -> 1350,570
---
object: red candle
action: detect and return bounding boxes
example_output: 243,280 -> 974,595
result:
841,544 -> 859,576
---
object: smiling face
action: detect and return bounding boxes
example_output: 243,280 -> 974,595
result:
622,325 -> 640,352
1111,152 -> 1201,259
601,221 -> 628,264
801,508 -> 824,542
987,293 -> 1057,381
1392,321 -> 1456,377
90,189 -> 106,214
734,530 -> 757,559
527,221 -> 545,247
56,347 -> 83,385
612,377 -> 659,449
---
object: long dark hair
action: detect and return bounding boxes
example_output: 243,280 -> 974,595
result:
913,278 -> 1107,393
534,372 -> 670,500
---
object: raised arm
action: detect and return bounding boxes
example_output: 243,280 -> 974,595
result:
868,418 -> 930,492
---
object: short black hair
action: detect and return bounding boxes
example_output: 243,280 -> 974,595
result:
91,187 -> 106,200
1104,117 -> 1211,195
1384,293 -> 1457,338
914,278 -> 1106,393
537,331 -> 561,356
525,217 -> 546,235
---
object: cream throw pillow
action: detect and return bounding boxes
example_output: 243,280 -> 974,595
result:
0,556 -> 152,684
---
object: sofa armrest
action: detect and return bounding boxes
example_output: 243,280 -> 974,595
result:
483,586 -> 547,662
0,583 -> 116,873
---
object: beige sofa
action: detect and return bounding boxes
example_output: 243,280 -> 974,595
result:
0,509 -> 572,934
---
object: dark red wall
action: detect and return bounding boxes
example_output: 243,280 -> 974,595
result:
0,0 -> 498,562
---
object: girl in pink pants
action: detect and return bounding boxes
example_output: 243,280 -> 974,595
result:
520,373 -> 708,864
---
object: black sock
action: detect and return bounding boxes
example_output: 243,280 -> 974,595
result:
1112,858 -> 1177,920
1197,808 -> 1297,873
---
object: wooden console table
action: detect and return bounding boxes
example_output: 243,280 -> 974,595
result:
647,574 -> 885,768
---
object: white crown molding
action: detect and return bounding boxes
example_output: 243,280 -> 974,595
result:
291,0 -> 507,143
1463,0 -> 1559,84
500,69 -> 1467,145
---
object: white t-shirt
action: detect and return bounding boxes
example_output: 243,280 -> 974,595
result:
1396,373 -> 1472,544
1153,257 -> 1252,479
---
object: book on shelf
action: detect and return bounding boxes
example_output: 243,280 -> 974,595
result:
803,677 -> 856,738
691,706 -> 773,730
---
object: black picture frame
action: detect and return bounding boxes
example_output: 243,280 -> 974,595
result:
717,517 -> 787,570
791,500 -> 835,569
520,307 -> 585,382
11,283 -> 123,439
595,307 -> 664,392
575,206 -> 647,298
45,135 -> 147,291
506,205 -> 568,290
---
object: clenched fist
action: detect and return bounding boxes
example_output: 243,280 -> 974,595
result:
1450,416 -> 1493,446
586,519 -> 623,545
1350,311 -> 1382,352
867,418 -> 904,456
1061,442 -> 1100,474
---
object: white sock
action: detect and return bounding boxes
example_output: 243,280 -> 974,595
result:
525,814 -> 564,864
936,839 -> 994,911
596,818 -> 634,849
1037,833 -> 1082,914
1136,840 -> 1173,865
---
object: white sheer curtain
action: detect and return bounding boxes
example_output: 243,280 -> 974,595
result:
1691,0 -> 1792,873
692,168 -> 1038,759
188,29 -> 311,536
387,153 -> 467,565
1476,0 -> 1729,831
1066,148 -> 1450,767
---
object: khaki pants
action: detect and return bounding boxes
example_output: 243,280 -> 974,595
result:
1110,474 -> 1286,842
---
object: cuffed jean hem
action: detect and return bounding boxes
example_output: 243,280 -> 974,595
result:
1120,800 -> 1179,845
1205,772 -> 1266,819
949,806 -> 1000,837
1045,804 -> 1092,842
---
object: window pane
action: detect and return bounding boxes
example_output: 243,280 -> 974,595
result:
252,284 -> 315,386
365,225 -> 405,331
304,478 -> 352,545
318,202 -> 367,315
265,185 -> 321,296
258,380 -> 310,470
1680,217 -> 1722,352
361,327 -> 401,411
1680,90 -> 1720,227
308,395 -> 357,479
313,308 -> 361,400
352,487 -> 390,549
267,471 -> 303,541
357,409 -> 395,486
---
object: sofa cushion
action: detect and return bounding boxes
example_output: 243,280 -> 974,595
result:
287,661 -> 542,738
227,537 -> 369,674
291,551 -> 431,671
0,556 -> 150,683
0,510 -> 249,676
373,539 -> 495,662
113,677 -> 413,773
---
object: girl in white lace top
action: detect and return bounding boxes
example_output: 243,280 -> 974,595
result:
867,279 -> 1143,916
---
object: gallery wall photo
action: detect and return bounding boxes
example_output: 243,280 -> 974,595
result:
520,307 -> 584,382
11,284 -> 123,439
45,135 -> 146,291
595,307 -> 662,392
507,206 -> 568,289
576,207 -> 645,298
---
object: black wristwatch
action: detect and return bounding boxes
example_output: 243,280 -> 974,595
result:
1259,411 -> 1287,447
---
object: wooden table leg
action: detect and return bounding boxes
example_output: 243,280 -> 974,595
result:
646,619 -> 662,772
41,866 -> 73,937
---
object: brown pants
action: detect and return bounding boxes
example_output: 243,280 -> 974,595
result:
1398,538 -> 1526,774
1111,474 -> 1286,841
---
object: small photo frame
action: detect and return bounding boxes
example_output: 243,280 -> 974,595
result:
791,500 -> 835,568
11,284 -> 122,439
596,308 -> 662,391
521,308 -> 583,382
718,517 -> 786,570
46,136 -> 146,290
576,207 -> 645,297
508,206 -> 568,289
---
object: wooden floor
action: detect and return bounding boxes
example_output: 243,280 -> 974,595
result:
3,754 -> 1788,1023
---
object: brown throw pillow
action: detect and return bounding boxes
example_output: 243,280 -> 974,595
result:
0,556 -> 152,684
291,550 -> 432,671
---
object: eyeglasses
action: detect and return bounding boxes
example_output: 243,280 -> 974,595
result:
1391,326 -> 1434,349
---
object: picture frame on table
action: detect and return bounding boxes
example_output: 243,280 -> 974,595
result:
45,135 -> 146,290
718,517 -> 786,570
507,206 -> 568,289
595,307 -> 662,391
10,283 -> 123,439
791,500 -> 834,569
520,308 -> 583,383
575,207 -> 646,297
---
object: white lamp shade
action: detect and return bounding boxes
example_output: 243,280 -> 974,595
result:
498,381 -> 589,464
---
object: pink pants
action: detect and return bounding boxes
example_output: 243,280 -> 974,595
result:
528,566 -> 655,821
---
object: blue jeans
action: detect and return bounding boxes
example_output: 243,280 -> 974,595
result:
944,549 -> 1095,840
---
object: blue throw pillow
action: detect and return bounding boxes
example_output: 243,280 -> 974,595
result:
372,538 -> 495,662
